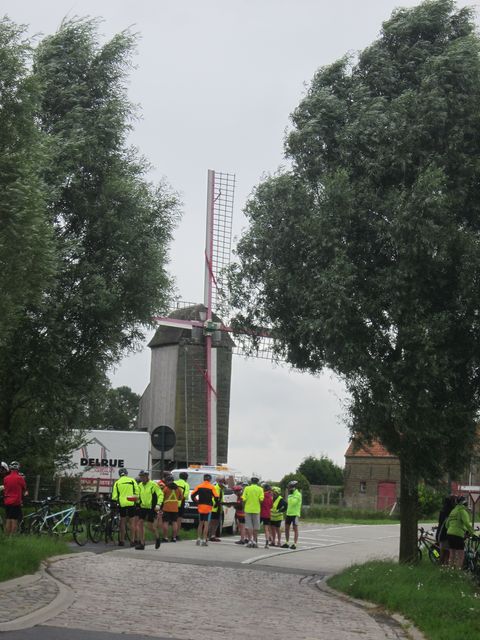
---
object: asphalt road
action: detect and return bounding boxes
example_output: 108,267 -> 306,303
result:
1,523 -> 405,640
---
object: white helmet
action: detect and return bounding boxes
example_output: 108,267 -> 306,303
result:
0,462 -> 9,473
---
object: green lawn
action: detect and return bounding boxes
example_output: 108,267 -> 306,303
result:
328,560 -> 480,640
0,535 -> 70,582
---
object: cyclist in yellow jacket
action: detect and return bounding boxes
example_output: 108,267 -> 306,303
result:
282,480 -> 302,549
135,470 -> 164,550
111,468 -> 139,547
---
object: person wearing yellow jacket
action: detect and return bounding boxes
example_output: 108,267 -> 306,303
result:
282,480 -> 302,550
446,496 -> 475,569
135,470 -> 164,550
111,468 -> 139,547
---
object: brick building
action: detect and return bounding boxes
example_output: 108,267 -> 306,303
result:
344,441 -> 400,511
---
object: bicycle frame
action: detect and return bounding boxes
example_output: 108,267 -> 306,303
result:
42,505 -> 76,533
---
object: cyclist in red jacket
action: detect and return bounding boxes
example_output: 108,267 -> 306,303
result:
3,461 -> 27,535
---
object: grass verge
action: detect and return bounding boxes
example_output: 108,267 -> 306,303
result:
0,535 -> 70,583
328,560 -> 480,640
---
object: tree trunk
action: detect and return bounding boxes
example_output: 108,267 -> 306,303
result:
399,457 -> 419,564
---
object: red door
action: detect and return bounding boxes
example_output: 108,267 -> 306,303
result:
377,482 -> 396,511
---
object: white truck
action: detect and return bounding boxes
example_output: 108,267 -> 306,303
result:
66,430 -> 151,494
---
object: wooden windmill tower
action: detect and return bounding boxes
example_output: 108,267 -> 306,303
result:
138,171 -> 237,469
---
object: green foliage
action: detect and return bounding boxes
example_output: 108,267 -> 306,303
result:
328,560 -> 480,640
228,0 -> 480,561
279,471 -> 311,505
85,382 -> 141,431
418,484 -> 444,518
297,455 -> 343,485
0,18 -> 179,474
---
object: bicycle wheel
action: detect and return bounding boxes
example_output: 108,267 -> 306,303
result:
88,516 -> 106,543
109,514 -> 120,543
30,516 -> 47,535
72,514 -> 88,546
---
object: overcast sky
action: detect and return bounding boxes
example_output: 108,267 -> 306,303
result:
6,1 -> 479,480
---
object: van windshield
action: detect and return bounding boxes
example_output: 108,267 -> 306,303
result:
171,471 -> 218,491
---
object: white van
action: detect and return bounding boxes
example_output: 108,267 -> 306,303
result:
171,465 -> 248,532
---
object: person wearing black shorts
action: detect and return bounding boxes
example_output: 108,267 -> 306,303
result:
3,461 -> 27,535
135,470 -> 164,550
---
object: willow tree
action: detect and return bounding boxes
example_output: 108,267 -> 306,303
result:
228,0 -> 480,562
0,19 -> 179,472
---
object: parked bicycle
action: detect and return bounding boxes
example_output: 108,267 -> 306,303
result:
29,499 -> 88,546
87,498 -> 129,545
463,532 -> 480,581
19,496 -> 60,535
417,526 -> 440,564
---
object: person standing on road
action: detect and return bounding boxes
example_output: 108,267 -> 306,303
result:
111,468 -> 139,547
191,473 -> 219,546
3,461 -> 27,535
282,480 -> 302,550
242,477 -> 264,548
260,484 -> 273,548
161,475 -> 183,542
270,486 -> 287,547
175,472 -> 190,536
135,470 -> 164,550
446,495 -> 475,569
232,485 -> 247,545
209,475 -> 226,542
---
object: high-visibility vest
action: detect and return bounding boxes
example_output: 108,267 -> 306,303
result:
138,480 -> 163,509
162,486 -> 182,512
175,479 -> 190,506
270,496 -> 285,522
212,483 -> 224,512
111,476 -> 139,508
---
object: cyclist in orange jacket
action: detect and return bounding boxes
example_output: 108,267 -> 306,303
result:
191,474 -> 219,547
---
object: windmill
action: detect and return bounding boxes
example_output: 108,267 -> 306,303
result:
145,170 -> 237,466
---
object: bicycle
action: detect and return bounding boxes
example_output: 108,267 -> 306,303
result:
417,526 -> 440,564
463,533 -> 480,581
19,496 -> 60,534
86,499 -> 130,545
29,500 -> 88,546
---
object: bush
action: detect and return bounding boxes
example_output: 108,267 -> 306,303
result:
280,471 -> 311,505
418,484 -> 443,518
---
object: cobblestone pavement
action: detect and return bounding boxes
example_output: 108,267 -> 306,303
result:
0,573 -> 59,623
44,554 -> 410,639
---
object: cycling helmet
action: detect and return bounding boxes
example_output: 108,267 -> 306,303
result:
118,468 -> 128,476
262,483 -> 271,491
179,472 -> 189,480
272,486 -> 282,493
250,476 -> 259,483
287,480 -> 298,488
457,495 -> 468,505
0,461 -> 9,473
9,461 -> 20,470
204,473 -> 212,481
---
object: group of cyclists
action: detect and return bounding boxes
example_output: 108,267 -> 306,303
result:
110,468 -> 303,550
1,460 -> 303,550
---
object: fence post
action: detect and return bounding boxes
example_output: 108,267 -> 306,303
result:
34,475 -> 41,501
55,475 -> 62,498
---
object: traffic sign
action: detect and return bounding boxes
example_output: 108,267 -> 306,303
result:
151,425 -> 176,452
